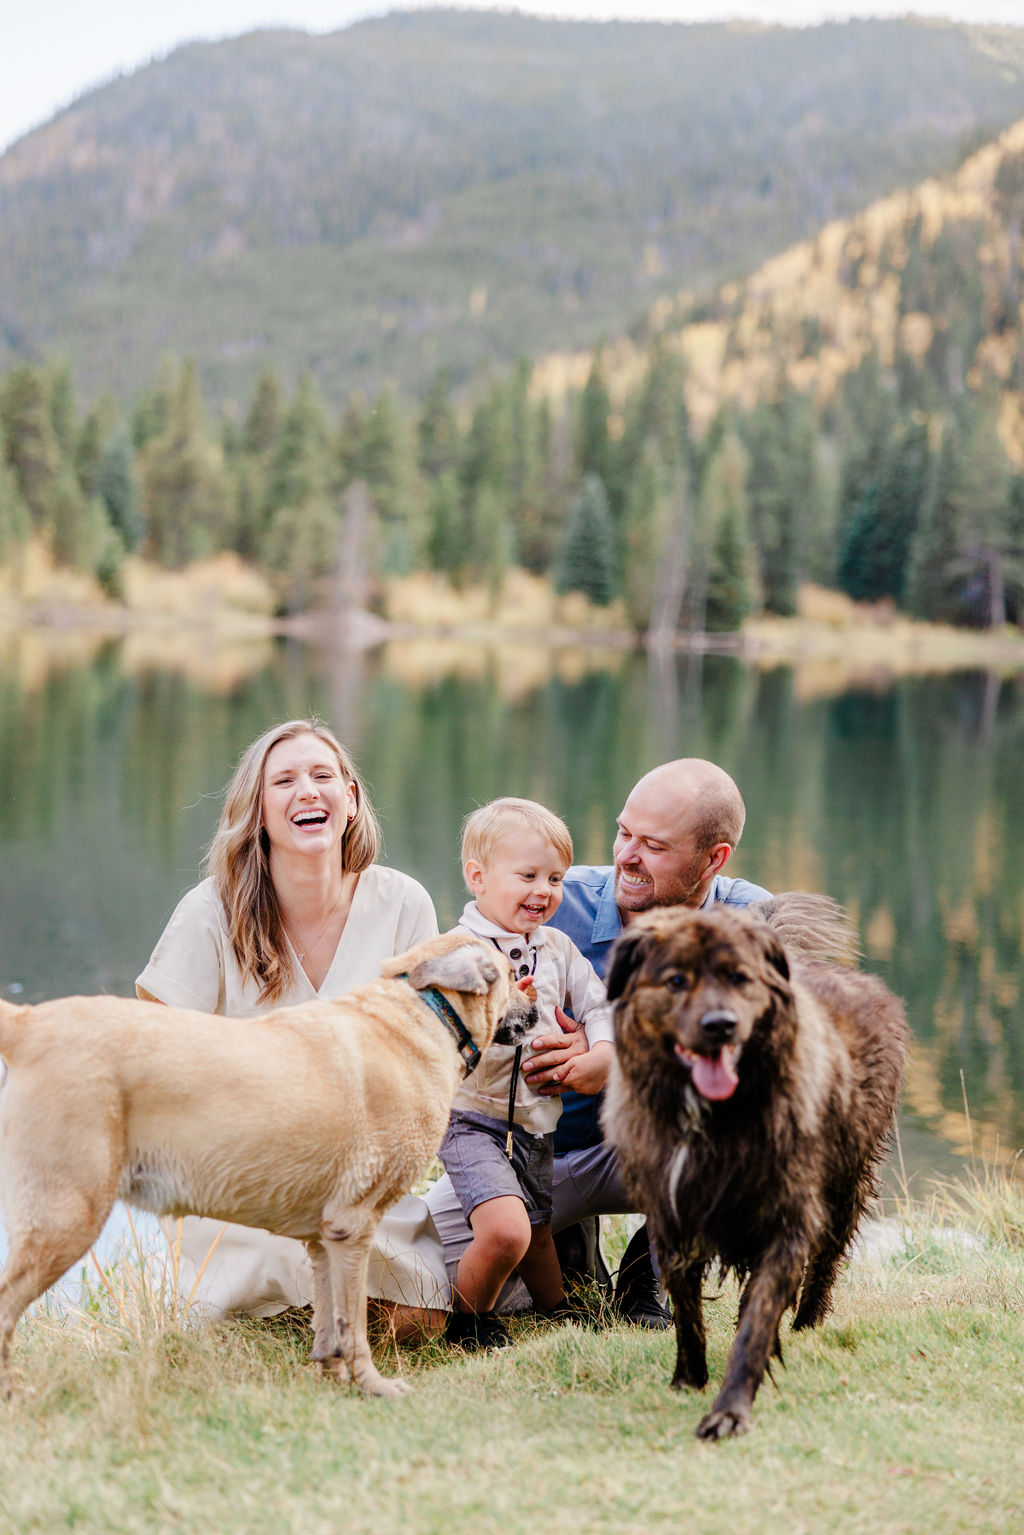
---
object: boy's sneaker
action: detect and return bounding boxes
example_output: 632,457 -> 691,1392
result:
443,1310 -> 511,1351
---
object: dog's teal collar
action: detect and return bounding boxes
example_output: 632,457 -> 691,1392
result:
397,977 -> 481,1077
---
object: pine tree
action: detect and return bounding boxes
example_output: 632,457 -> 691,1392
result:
554,473 -> 616,606
705,502 -> 756,631
425,469 -> 464,579
242,367 -> 284,458
335,395 -> 368,491
78,497 -> 127,597
95,431 -> 142,550
131,359 -> 177,451
576,357 -> 615,490
0,456 -> 31,562
48,467 -> 87,567
621,341 -> 691,480
417,368 -> 459,479
266,375 -> 331,516
75,398 -> 117,499
0,363 -> 62,526
140,361 -> 228,567
455,386 -> 514,588
505,358 -> 548,573
467,481 -> 515,602
697,429 -> 756,631
905,424 -> 959,621
360,387 -> 424,576
48,363 -> 78,461
262,495 -> 340,614
943,389 -> 1019,627
621,451 -> 669,631
835,417 -> 927,609
740,388 -> 821,617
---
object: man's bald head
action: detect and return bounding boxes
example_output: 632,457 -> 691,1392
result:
632,759 -> 746,853
612,759 -> 747,917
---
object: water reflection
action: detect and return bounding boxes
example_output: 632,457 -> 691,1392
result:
2,628 -> 1023,1191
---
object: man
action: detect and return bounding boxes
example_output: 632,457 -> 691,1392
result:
521,758 -> 770,1326
424,758 -> 770,1324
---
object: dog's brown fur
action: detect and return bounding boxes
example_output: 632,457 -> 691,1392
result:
0,932 -> 537,1398
602,896 -> 908,1441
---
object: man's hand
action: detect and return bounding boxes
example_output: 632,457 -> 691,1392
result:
520,1008 -> 614,1097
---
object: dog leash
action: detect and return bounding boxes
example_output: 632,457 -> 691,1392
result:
505,1044 -> 523,1160
397,977 -> 481,1076
486,936 -> 537,1163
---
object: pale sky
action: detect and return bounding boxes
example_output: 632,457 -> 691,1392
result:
3,2 -> 1023,155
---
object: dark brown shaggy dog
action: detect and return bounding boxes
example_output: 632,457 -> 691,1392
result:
602,898 -> 909,1441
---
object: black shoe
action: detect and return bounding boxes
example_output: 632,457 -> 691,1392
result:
553,1216 -> 613,1297
443,1310 -> 511,1352
614,1225 -> 672,1330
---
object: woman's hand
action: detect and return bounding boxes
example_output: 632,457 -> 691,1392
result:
519,1010 -> 613,1097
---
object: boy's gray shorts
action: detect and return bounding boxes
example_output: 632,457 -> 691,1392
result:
440,1110 -> 554,1226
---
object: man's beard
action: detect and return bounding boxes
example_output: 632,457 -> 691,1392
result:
614,858 -> 706,913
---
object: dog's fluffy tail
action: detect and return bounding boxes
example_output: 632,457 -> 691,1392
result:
750,891 -> 860,966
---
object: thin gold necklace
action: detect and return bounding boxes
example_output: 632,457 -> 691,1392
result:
285,884 -> 346,962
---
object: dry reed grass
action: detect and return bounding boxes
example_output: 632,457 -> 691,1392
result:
2,1161 -> 1022,1535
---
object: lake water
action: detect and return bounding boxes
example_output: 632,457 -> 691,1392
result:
2,625 -> 1023,1277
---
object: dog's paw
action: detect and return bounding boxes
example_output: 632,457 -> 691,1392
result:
695,1404 -> 752,1441
316,1355 -> 352,1382
670,1361 -> 709,1391
360,1373 -> 412,1400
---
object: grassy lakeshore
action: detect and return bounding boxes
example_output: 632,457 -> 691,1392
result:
2,1178 -> 1022,1535
5,548 -> 1024,677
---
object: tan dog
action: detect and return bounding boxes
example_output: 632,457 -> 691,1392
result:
603,899 -> 908,1441
0,931 -> 537,1399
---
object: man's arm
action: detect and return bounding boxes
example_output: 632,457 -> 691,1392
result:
520,1010 -> 613,1097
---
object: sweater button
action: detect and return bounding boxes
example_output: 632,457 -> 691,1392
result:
518,965 -> 531,978
509,948 -> 523,960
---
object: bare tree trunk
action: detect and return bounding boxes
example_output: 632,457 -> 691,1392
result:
647,480 -> 691,650
333,481 -> 372,629
986,546 -> 1006,629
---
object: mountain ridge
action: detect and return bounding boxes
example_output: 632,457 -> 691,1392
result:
4,11 -> 1024,406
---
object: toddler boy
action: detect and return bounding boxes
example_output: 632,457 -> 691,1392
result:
440,797 -> 613,1348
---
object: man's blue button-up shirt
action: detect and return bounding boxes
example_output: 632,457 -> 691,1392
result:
548,865 -> 771,1150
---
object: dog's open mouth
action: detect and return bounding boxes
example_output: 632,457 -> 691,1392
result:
675,1044 -> 740,1101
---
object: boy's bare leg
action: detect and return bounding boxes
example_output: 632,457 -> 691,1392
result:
454,1195 -> 531,1313
516,1222 -> 564,1312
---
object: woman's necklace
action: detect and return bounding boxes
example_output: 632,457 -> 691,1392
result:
285,884 -> 346,962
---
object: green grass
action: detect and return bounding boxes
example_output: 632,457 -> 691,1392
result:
2,1191 -> 1023,1534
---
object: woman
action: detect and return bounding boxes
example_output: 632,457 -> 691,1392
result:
137,717 -> 450,1326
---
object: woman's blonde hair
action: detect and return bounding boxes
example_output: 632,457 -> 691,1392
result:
205,718 -> 381,1002
461,796 -> 573,875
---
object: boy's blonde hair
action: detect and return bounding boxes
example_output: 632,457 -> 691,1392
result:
461,796 -> 573,874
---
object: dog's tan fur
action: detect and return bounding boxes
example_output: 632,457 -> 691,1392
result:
603,897 -> 908,1441
0,931 -> 536,1398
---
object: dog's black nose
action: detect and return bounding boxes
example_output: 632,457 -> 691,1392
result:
699,1010 -> 737,1045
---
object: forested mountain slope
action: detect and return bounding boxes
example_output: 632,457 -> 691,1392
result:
3,10 -> 1024,406
576,116 -> 1024,450
547,112 -> 1024,629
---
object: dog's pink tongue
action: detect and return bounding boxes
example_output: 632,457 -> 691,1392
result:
690,1052 -> 739,1101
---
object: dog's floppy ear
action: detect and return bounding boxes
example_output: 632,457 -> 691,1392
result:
406,945 -> 500,996
605,929 -> 651,1001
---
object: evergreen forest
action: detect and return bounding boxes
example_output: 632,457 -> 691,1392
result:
4,13 -> 1024,634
